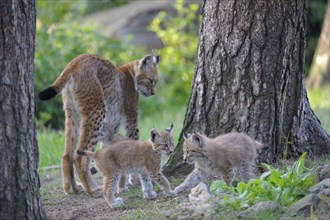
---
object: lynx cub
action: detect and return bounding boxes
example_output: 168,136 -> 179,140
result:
174,132 -> 263,194
77,124 -> 176,208
38,54 -> 159,197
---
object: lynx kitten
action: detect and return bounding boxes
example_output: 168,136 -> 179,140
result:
77,124 -> 176,208
174,132 -> 263,194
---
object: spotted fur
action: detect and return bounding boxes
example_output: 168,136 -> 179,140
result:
39,54 -> 159,196
77,125 -> 176,208
174,132 -> 263,194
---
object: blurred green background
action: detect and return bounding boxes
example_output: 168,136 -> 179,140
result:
36,0 -> 329,169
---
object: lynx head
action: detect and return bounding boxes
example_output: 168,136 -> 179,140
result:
149,124 -> 174,156
135,54 -> 159,97
182,132 -> 206,164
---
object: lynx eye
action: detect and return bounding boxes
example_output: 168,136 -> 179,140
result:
147,78 -> 154,85
161,144 -> 168,148
187,150 -> 197,155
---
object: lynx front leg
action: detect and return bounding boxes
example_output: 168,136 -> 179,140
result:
174,168 -> 207,194
150,172 -> 176,197
103,176 -> 124,208
119,116 -> 140,190
139,173 -> 157,199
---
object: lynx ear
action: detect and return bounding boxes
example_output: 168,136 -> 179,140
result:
192,132 -> 204,147
153,55 -> 160,65
139,54 -> 159,69
152,49 -> 160,65
139,55 -> 152,69
166,123 -> 174,133
183,132 -> 191,139
150,128 -> 159,143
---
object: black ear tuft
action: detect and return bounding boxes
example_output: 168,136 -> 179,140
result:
39,86 -> 58,101
166,123 -> 174,133
154,55 -> 160,64
183,132 -> 190,139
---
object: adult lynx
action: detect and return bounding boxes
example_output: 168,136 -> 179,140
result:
39,54 -> 159,196
77,125 -> 176,208
174,132 -> 263,194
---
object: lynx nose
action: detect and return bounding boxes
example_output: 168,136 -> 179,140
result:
151,90 -> 155,95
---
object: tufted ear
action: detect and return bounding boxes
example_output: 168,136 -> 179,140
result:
191,132 -> 204,147
139,54 -> 159,69
153,55 -> 160,65
183,132 -> 191,140
166,123 -> 174,133
150,128 -> 159,143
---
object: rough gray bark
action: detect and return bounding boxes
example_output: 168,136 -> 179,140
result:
0,0 -> 46,219
165,0 -> 330,175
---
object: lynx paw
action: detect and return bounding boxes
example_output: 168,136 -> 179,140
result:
144,191 -> 157,200
90,188 -> 103,197
164,190 -> 177,197
64,183 -> 84,194
174,187 -> 183,195
111,197 -> 124,208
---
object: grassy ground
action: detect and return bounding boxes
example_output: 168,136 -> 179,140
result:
37,86 -> 329,219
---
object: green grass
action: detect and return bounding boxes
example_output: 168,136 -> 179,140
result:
307,84 -> 330,134
38,106 -> 186,169
38,128 -> 64,168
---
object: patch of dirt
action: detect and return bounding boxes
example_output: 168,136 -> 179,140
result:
41,170 -> 183,219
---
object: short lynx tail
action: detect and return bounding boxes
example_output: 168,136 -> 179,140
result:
38,57 -> 77,101
77,149 -> 95,158
38,86 -> 58,100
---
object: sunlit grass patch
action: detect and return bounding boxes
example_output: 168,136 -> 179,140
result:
307,84 -> 330,134
38,128 -> 64,169
38,106 -> 186,169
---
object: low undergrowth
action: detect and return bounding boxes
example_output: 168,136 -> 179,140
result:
210,153 -> 316,211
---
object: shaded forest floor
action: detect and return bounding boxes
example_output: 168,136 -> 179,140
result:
40,154 -> 330,219
41,170 -> 187,219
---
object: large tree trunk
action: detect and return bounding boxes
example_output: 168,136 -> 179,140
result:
0,0 -> 45,219
165,0 -> 330,175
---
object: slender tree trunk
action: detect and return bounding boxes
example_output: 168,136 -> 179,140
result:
165,0 -> 330,175
0,0 -> 45,219
306,1 -> 330,88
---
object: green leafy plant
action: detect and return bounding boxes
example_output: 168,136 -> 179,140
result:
210,153 -> 315,210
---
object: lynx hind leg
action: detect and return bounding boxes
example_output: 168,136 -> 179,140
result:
128,174 -> 141,187
239,162 -> 255,182
62,92 -> 83,194
74,92 -> 106,197
139,173 -> 157,200
103,176 -> 124,208
117,175 -> 129,194
74,111 -> 105,197
222,167 -> 237,187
